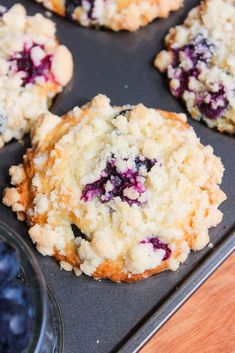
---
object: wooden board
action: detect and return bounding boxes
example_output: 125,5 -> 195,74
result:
140,254 -> 235,353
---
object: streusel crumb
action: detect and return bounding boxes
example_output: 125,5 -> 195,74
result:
36,0 -> 183,31
155,0 -> 235,133
3,94 -> 226,282
0,4 -> 73,147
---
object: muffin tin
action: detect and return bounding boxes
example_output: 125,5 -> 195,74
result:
0,1 -> 234,352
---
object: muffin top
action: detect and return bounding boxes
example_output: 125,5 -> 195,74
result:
3,94 -> 226,281
155,0 -> 235,134
0,3 -> 73,147
36,0 -> 183,31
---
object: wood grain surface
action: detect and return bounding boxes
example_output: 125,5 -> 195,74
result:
140,253 -> 235,353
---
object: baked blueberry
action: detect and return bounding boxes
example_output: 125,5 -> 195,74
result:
141,237 -> 172,261
9,44 -> 52,86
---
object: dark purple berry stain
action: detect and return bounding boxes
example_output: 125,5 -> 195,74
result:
9,44 -> 53,86
141,237 -> 172,260
65,0 -> 82,19
172,33 -> 214,70
169,34 -> 228,120
87,0 -> 96,20
0,6 -> 7,17
170,34 -> 214,98
196,85 -> 228,120
81,156 -> 157,205
114,109 -> 132,119
181,34 -> 214,66
65,0 -> 98,20
135,157 -> 156,173
0,113 -> 8,134
71,224 -> 87,240
170,66 -> 199,98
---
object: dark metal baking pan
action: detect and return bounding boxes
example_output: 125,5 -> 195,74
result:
0,0 -> 234,352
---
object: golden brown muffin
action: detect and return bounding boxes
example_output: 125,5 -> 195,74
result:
0,3 -> 73,147
155,0 -> 235,134
3,95 -> 226,282
36,0 -> 183,31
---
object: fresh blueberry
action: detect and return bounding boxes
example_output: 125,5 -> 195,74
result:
0,239 -> 34,353
0,240 -> 20,285
0,299 -> 33,353
0,280 -> 29,307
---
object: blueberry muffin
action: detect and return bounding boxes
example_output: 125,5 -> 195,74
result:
0,4 -> 73,148
36,0 -> 183,31
3,95 -> 226,282
155,0 -> 235,134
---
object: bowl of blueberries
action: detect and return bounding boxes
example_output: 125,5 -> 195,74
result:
0,221 -> 63,353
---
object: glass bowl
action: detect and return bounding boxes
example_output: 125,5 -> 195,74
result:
0,220 -> 63,353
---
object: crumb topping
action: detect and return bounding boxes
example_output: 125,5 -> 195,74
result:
3,94 -> 226,281
155,0 -> 235,133
0,3 -> 73,147
36,0 -> 183,31
81,155 -> 157,205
